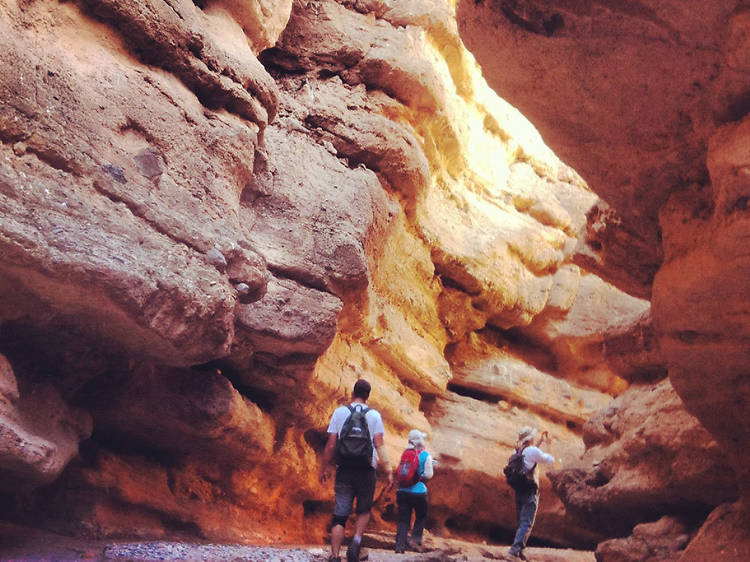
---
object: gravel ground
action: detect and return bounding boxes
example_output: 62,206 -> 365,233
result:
102,542 -> 331,561
0,523 -> 594,562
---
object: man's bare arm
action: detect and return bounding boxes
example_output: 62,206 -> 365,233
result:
373,433 -> 395,490
319,432 -> 338,483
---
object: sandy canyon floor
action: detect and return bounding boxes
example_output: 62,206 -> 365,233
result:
0,523 -> 595,562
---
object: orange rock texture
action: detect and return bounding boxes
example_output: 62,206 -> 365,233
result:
456,0 -> 750,300
0,0 -> 745,558
457,0 -> 750,558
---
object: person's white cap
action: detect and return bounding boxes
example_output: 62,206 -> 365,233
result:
407,429 -> 427,448
516,426 -> 537,447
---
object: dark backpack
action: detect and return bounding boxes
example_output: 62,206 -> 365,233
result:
396,449 -> 421,487
336,405 -> 373,468
503,448 -> 536,491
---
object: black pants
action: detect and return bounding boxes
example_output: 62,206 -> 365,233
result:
395,491 -> 428,550
333,466 -> 377,518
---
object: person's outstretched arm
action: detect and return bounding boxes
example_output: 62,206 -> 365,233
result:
532,431 -> 555,464
526,444 -> 555,465
531,448 -> 555,465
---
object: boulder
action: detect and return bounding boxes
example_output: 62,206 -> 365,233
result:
550,380 -> 737,535
0,354 -> 91,490
679,502 -> 750,562
595,516 -> 690,562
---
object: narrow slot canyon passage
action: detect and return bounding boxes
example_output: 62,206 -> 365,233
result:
0,1 -> 748,561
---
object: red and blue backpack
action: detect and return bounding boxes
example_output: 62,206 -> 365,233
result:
396,448 -> 422,487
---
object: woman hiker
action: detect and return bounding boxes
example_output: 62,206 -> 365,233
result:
394,429 -> 435,553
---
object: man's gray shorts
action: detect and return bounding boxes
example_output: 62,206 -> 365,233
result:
333,466 -> 377,516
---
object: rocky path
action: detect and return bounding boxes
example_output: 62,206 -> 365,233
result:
0,524 -> 595,561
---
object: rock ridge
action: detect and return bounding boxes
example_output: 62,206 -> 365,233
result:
2,0 -> 746,559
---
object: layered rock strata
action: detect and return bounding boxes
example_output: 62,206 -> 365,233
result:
0,0 -> 724,555
456,0 -> 750,299
456,0 -> 750,557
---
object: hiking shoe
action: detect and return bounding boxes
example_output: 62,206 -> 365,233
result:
407,539 -> 425,553
508,548 -> 527,560
327,557 -> 341,562
346,540 -> 361,562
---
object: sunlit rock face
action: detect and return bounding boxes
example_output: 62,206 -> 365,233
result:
0,0 -> 686,551
455,0 -> 750,300
254,0 -> 633,546
457,0 -> 750,557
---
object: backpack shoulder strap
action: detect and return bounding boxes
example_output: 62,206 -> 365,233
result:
340,405 -> 355,431
521,447 -> 537,472
418,450 -> 429,472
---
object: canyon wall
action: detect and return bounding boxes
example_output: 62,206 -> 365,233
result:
456,0 -> 750,559
0,0 -> 746,559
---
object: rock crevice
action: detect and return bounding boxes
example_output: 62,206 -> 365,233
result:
0,0 -> 747,558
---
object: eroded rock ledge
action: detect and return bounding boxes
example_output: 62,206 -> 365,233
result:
457,0 -> 750,559
0,0 -> 746,559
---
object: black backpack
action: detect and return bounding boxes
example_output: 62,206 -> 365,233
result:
336,405 -> 373,468
503,448 -> 536,491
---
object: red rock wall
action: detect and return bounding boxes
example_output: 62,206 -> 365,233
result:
456,0 -> 750,558
1,0 -> 742,555
456,0 -> 750,300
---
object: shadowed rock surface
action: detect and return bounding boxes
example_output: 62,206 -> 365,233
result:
456,0 -> 750,299
0,0 -> 747,559
457,0 -> 750,556
595,516 -> 691,562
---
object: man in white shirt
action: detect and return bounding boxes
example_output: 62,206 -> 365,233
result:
319,379 -> 394,562
509,426 -> 555,560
